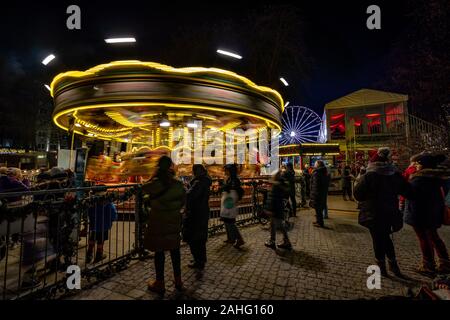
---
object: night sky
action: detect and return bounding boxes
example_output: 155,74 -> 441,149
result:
1,0 -> 416,115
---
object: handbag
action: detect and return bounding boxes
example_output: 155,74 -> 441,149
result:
220,190 -> 239,219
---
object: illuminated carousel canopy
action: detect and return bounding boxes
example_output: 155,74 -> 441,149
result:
51,60 -> 284,147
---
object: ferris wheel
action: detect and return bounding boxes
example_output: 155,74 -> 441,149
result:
280,106 -> 322,145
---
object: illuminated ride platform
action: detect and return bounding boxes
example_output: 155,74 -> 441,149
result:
50,60 -> 283,146
50,61 -> 284,181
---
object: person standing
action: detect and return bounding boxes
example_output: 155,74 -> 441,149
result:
298,172 -> 308,208
303,164 -> 311,198
86,187 -> 117,263
405,153 -> 450,275
283,162 -> 297,217
354,147 -> 410,277
309,160 -> 330,228
264,171 -> 292,250
143,156 -> 186,294
220,164 -> 245,248
342,165 -> 354,201
184,164 -> 212,270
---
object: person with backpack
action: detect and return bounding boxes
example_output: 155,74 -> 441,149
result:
220,164 -> 245,248
183,164 -> 212,270
405,153 -> 450,275
142,156 -> 186,294
264,171 -> 292,250
354,147 -> 411,277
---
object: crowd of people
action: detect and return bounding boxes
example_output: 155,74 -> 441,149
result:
140,148 -> 449,294
1,147 -> 449,294
354,148 -> 450,277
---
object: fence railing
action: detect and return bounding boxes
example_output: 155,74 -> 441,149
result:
0,177 -> 269,300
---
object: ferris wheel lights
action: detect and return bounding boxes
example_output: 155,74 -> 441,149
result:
290,131 -> 296,137
284,101 -> 290,108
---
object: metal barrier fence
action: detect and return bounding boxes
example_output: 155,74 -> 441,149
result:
0,184 -> 140,300
0,177 -> 270,300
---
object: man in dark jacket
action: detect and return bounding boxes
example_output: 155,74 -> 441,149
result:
405,153 -> 450,275
354,147 -> 410,277
283,163 -> 297,217
264,171 -> 292,250
184,164 -> 212,270
309,160 -> 329,228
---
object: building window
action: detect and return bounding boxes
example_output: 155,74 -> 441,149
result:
385,103 -> 404,133
329,110 -> 345,139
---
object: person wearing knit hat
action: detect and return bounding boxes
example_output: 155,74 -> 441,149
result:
354,147 -> 411,277
370,147 -> 391,163
405,153 -> 450,275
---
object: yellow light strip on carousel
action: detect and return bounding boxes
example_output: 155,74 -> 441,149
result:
105,111 -> 151,128
74,118 -> 132,134
53,102 -> 282,141
49,60 -> 284,112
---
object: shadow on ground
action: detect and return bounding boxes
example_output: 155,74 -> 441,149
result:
332,223 -> 366,234
275,249 -> 327,272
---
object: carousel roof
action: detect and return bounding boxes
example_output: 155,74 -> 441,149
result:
50,61 -> 284,145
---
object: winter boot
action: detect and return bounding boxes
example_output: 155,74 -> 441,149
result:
376,260 -> 388,277
85,250 -> 93,264
437,259 -> 450,274
234,238 -> 245,249
147,279 -> 165,294
388,259 -> 402,277
277,240 -> 292,250
264,240 -> 276,249
417,261 -> 436,277
94,250 -> 107,263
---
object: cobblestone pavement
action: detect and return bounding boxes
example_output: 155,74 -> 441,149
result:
70,197 -> 450,300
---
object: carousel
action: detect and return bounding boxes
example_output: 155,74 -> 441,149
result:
50,60 -> 284,183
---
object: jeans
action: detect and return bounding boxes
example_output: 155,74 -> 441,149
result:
224,221 -> 243,242
154,248 -> 181,281
289,192 -> 297,216
369,228 -> 396,262
270,218 -> 290,243
315,207 -> 324,226
189,240 -> 207,266
323,204 -> 328,218
342,186 -> 353,200
413,226 -> 449,266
